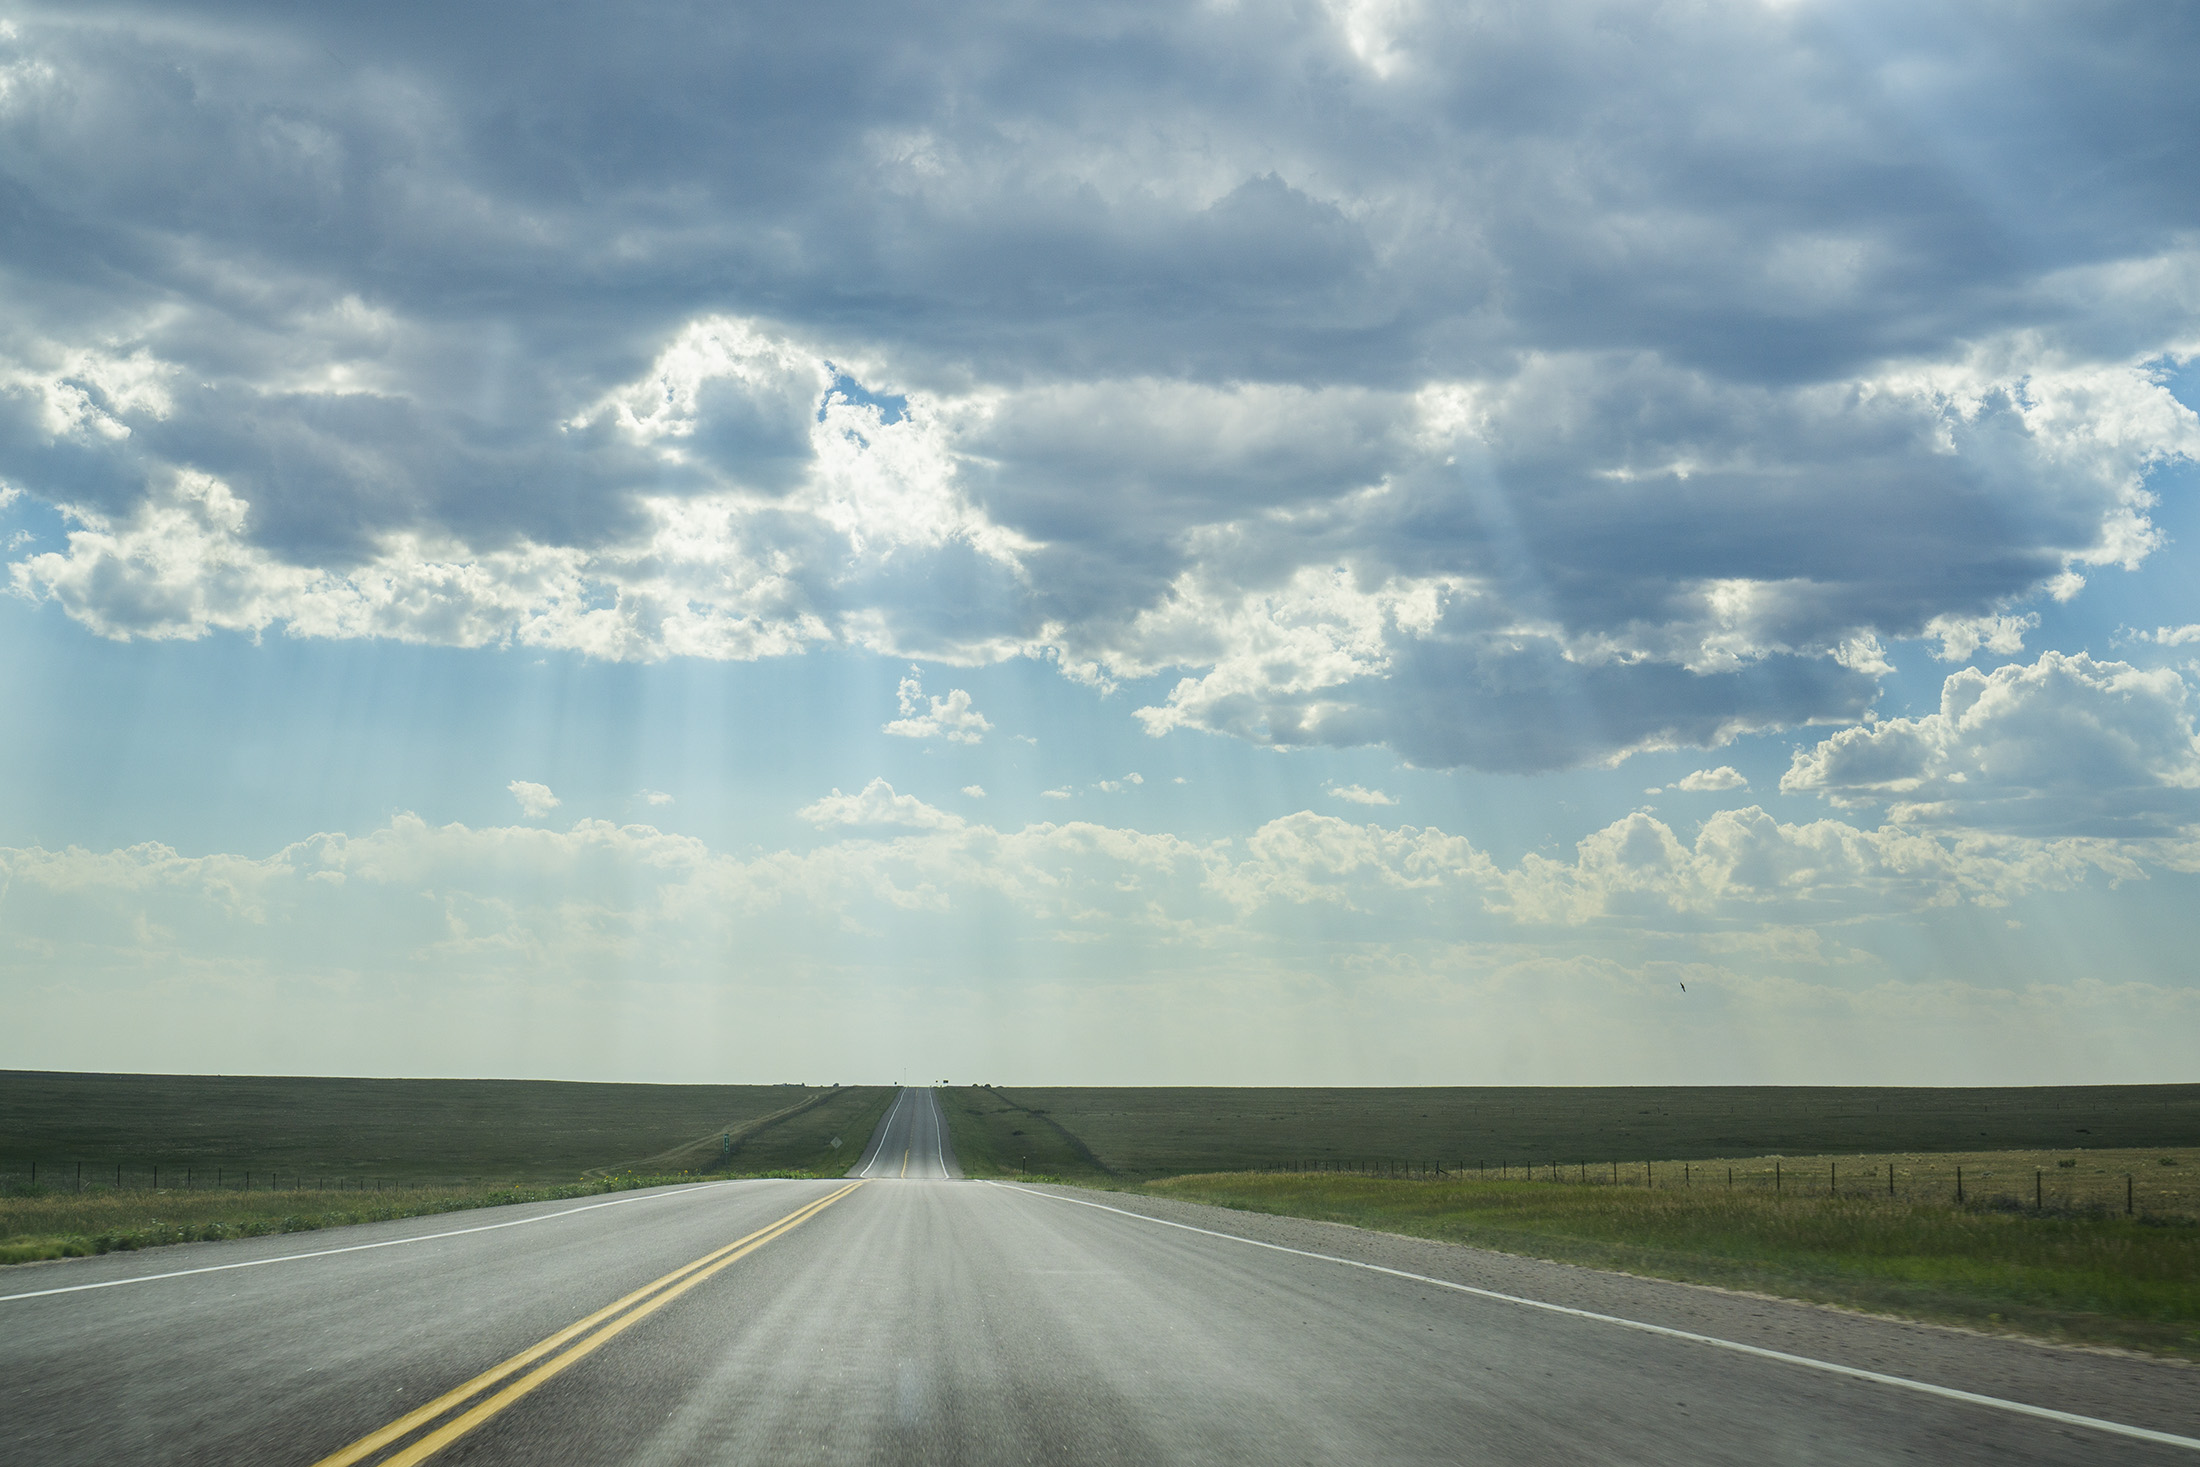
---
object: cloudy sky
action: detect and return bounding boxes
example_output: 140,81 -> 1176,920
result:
3,1 -> 2197,1085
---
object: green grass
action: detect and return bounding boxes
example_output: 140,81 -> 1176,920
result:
0,1172 -> 719,1267
962,1084 -> 2200,1178
1145,1170 -> 2200,1358
945,1086 -> 1115,1179
707,1085 -> 897,1177
0,1071 -> 897,1266
0,1071 -> 879,1186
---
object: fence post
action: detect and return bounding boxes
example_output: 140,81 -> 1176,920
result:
2035,1170 -> 2042,1211
1645,1160 -> 1651,1188
1888,1162 -> 1894,1197
1955,1165 -> 1964,1203
2126,1174 -> 2133,1216
1830,1161 -> 1836,1196
1776,1161 -> 1782,1195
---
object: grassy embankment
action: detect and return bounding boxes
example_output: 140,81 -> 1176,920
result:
944,1085 -> 2200,1356
0,1071 -> 895,1265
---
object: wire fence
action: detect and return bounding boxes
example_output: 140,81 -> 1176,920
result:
1245,1149 -> 2199,1220
0,1162 -> 496,1197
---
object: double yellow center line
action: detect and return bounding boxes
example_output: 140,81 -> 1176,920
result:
312,1181 -> 863,1467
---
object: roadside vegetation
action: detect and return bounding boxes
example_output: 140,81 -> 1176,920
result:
946,1086 -> 1112,1180
1146,1162 -> 2200,1359
0,1071 -> 898,1269
0,1172 -> 716,1267
942,1087 -> 2200,1357
960,1084 -> 2200,1178
686,1084 -> 896,1177
0,1070 -> 866,1185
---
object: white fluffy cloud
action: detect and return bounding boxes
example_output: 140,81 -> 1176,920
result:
0,781 -> 2164,1005
1326,783 -> 1397,806
1782,652 -> 2200,838
882,670 -> 993,744
507,781 -> 561,818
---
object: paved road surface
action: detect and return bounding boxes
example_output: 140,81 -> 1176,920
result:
4,1087 -> 2194,1464
849,1086 -> 960,1179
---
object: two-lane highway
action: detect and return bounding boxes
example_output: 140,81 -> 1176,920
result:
3,1088 -> 2194,1464
850,1085 -> 960,1179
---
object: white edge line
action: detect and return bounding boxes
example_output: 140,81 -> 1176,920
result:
0,1180 -> 756,1303
859,1088 -> 910,1178
989,1182 -> 2200,1454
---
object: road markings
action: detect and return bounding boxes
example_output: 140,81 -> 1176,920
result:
856,1089 -> 911,1177
994,1184 -> 2200,1453
0,1182 -> 741,1304
901,1148 -> 910,1178
311,1182 -> 862,1467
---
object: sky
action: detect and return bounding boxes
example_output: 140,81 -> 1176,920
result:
2,0 -> 2198,1086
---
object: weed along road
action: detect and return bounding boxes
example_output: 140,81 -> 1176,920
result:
3,1090 -> 2196,1465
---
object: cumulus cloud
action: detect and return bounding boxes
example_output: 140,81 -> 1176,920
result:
638,789 -> 674,807
0,783 -> 2161,1009
1,6 -> 2197,769
1326,783 -> 1398,806
1782,652 -> 2200,837
507,781 -> 560,818
961,784 -> 986,799
882,670 -> 993,744
1672,767 -> 1749,793
1493,806 -> 2141,924
799,778 -> 965,831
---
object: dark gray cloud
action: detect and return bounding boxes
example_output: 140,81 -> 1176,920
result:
2,1 -> 2197,767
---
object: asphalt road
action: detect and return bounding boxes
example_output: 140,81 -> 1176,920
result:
3,1087 -> 2194,1465
849,1085 -> 960,1179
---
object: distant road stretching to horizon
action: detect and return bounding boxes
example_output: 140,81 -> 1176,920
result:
3,1088 -> 2195,1465
848,1084 -> 960,1179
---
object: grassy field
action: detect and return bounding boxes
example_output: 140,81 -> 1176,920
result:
697,1085 -> 897,1177
0,1071 -> 882,1186
0,1173 -> 722,1267
955,1084 -> 2200,1179
1147,1164 -> 2200,1358
945,1086 -> 1115,1178
0,1071 -> 898,1267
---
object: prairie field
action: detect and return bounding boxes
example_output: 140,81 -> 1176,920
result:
0,1070 -> 892,1187
0,1072 -> 895,1265
1146,1158 -> 2200,1357
954,1083 -> 2200,1179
